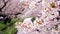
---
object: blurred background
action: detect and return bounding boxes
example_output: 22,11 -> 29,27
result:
0,0 -> 24,34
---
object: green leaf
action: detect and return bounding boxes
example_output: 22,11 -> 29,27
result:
0,23 -> 5,30
31,17 -> 35,22
3,25 -> 17,34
